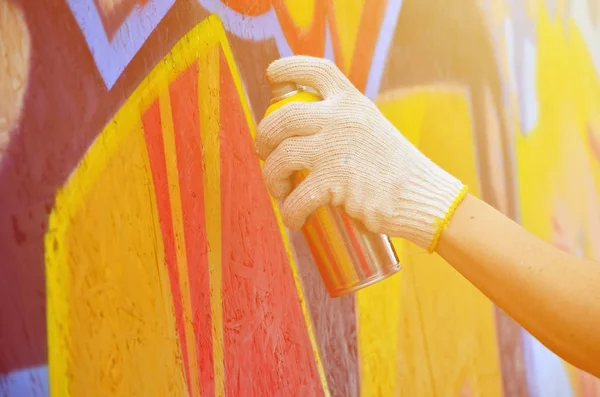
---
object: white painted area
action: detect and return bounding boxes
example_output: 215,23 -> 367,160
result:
324,20 -> 335,63
522,330 -> 574,397
0,365 -> 48,397
521,38 -> 539,133
571,0 -> 600,77
504,18 -> 516,94
66,0 -> 175,89
503,17 -> 539,135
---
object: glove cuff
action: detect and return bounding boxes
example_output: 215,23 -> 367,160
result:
392,157 -> 468,252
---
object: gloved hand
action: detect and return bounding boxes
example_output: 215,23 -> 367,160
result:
255,55 -> 468,252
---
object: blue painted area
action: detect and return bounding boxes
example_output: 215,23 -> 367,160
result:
0,365 -> 48,397
503,17 -> 539,135
522,330 -> 574,397
66,0 -> 175,89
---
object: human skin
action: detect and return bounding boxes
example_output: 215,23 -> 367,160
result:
437,193 -> 600,377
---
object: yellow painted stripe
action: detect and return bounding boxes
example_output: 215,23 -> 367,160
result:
356,242 -> 404,397
281,0 -> 316,30
198,45 -> 226,397
330,0 -> 366,73
354,90 -> 429,397
46,198 -> 71,397
214,15 -> 331,395
159,88 -> 202,397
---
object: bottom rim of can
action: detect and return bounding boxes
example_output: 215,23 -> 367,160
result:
328,264 -> 402,298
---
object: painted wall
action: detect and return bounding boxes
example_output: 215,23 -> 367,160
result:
0,0 -> 599,395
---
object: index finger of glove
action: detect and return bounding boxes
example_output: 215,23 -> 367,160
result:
267,56 -> 355,99
255,100 -> 327,161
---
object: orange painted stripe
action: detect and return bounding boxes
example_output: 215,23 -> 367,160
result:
273,2 -> 326,56
170,61 -> 215,397
141,99 -> 193,396
348,0 -> 388,91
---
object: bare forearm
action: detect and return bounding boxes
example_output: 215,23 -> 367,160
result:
436,194 -> 600,377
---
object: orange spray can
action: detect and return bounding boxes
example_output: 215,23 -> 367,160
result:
263,82 -> 401,297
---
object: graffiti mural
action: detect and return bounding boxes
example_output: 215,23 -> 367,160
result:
46,20 -> 325,395
66,0 -> 176,88
0,0 -> 599,396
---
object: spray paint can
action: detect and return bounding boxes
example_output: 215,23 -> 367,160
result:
264,82 -> 401,297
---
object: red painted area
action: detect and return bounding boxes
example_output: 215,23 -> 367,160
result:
218,51 -> 323,396
169,62 -> 215,396
141,100 -> 192,395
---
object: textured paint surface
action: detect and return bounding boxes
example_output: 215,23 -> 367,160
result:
1,0 -> 600,396
217,49 -> 323,396
371,90 -> 501,397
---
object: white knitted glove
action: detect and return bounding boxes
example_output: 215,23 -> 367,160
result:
255,56 -> 468,252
